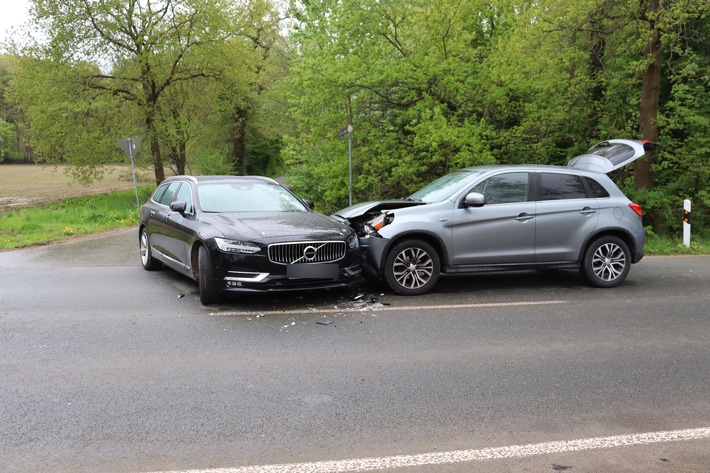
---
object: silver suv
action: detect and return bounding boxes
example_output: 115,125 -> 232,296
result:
334,139 -> 655,295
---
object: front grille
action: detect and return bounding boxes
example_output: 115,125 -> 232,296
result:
268,241 -> 346,265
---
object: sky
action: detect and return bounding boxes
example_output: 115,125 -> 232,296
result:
0,0 -> 31,44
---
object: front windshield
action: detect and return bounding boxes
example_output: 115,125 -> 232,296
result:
198,182 -> 308,212
408,170 -> 482,203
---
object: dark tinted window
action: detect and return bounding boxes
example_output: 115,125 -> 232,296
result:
539,173 -> 587,200
471,172 -> 529,204
585,142 -> 635,167
583,177 -> 610,198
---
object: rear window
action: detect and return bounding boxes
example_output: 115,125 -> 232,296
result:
583,177 -> 610,198
585,142 -> 636,168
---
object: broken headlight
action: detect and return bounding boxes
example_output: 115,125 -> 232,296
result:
364,213 -> 394,235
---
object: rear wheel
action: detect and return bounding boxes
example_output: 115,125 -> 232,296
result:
580,236 -> 630,288
198,245 -> 221,305
384,239 -> 440,295
140,229 -> 162,270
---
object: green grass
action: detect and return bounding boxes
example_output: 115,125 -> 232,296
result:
645,232 -> 710,255
0,187 -> 153,249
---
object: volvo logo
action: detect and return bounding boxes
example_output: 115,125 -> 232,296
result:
303,245 -> 318,262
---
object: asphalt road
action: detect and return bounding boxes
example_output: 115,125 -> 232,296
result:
1,228 -> 709,473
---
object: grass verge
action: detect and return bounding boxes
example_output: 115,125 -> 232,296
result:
645,233 -> 710,255
0,187 -> 153,250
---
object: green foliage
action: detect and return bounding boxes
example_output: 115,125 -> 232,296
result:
7,57 -> 132,181
645,232 -> 710,255
4,0 -> 289,184
0,187 -> 153,249
189,146 -> 235,175
284,0 -> 710,228
0,117 -> 17,161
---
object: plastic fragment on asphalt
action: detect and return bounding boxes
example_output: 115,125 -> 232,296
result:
177,294 -> 184,299
317,320 -> 334,325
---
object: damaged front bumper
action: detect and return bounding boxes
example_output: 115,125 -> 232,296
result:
358,235 -> 390,279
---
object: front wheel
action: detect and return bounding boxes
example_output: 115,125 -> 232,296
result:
198,245 -> 221,305
580,236 -> 630,288
384,239 -> 440,295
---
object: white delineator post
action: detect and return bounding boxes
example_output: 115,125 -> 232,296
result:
683,199 -> 691,248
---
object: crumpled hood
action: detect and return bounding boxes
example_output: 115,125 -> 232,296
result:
200,211 -> 352,242
334,200 -> 425,220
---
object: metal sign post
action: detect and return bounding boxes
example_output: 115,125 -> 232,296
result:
118,137 -> 142,209
338,125 -> 353,206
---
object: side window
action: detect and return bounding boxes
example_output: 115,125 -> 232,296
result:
471,172 -> 529,204
539,173 -> 587,200
582,177 -> 610,198
158,182 -> 181,206
174,182 -> 194,213
152,183 -> 170,204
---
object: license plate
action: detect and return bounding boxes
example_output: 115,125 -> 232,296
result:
287,263 -> 338,279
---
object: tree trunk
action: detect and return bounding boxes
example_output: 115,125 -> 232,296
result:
145,111 -> 165,185
231,106 -> 248,175
635,0 -> 662,191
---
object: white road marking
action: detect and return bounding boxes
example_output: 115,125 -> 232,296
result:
210,300 -> 568,317
147,427 -> 710,473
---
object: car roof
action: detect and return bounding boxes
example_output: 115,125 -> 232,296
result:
162,175 -> 279,185
459,164 -> 586,174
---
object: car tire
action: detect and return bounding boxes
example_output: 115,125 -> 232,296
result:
384,239 -> 440,295
140,229 -> 162,270
580,236 -> 630,288
198,245 -> 221,305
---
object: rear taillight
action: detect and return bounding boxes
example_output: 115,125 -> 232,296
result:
641,140 -> 661,151
629,203 -> 643,217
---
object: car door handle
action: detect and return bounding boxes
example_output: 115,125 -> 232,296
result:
579,207 -> 597,216
515,213 -> 534,222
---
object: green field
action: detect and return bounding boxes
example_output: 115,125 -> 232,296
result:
0,164 -> 154,249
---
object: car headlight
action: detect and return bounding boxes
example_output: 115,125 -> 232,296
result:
214,238 -> 261,254
347,231 -> 359,249
365,213 -> 394,235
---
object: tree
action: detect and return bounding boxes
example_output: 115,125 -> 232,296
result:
24,0 -> 244,184
8,56 -> 132,181
0,56 -> 22,162
285,0 -> 593,209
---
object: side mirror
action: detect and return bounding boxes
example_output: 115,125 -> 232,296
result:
170,200 -> 187,214
302,199 -> 315,210
462,192 -> 485,208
